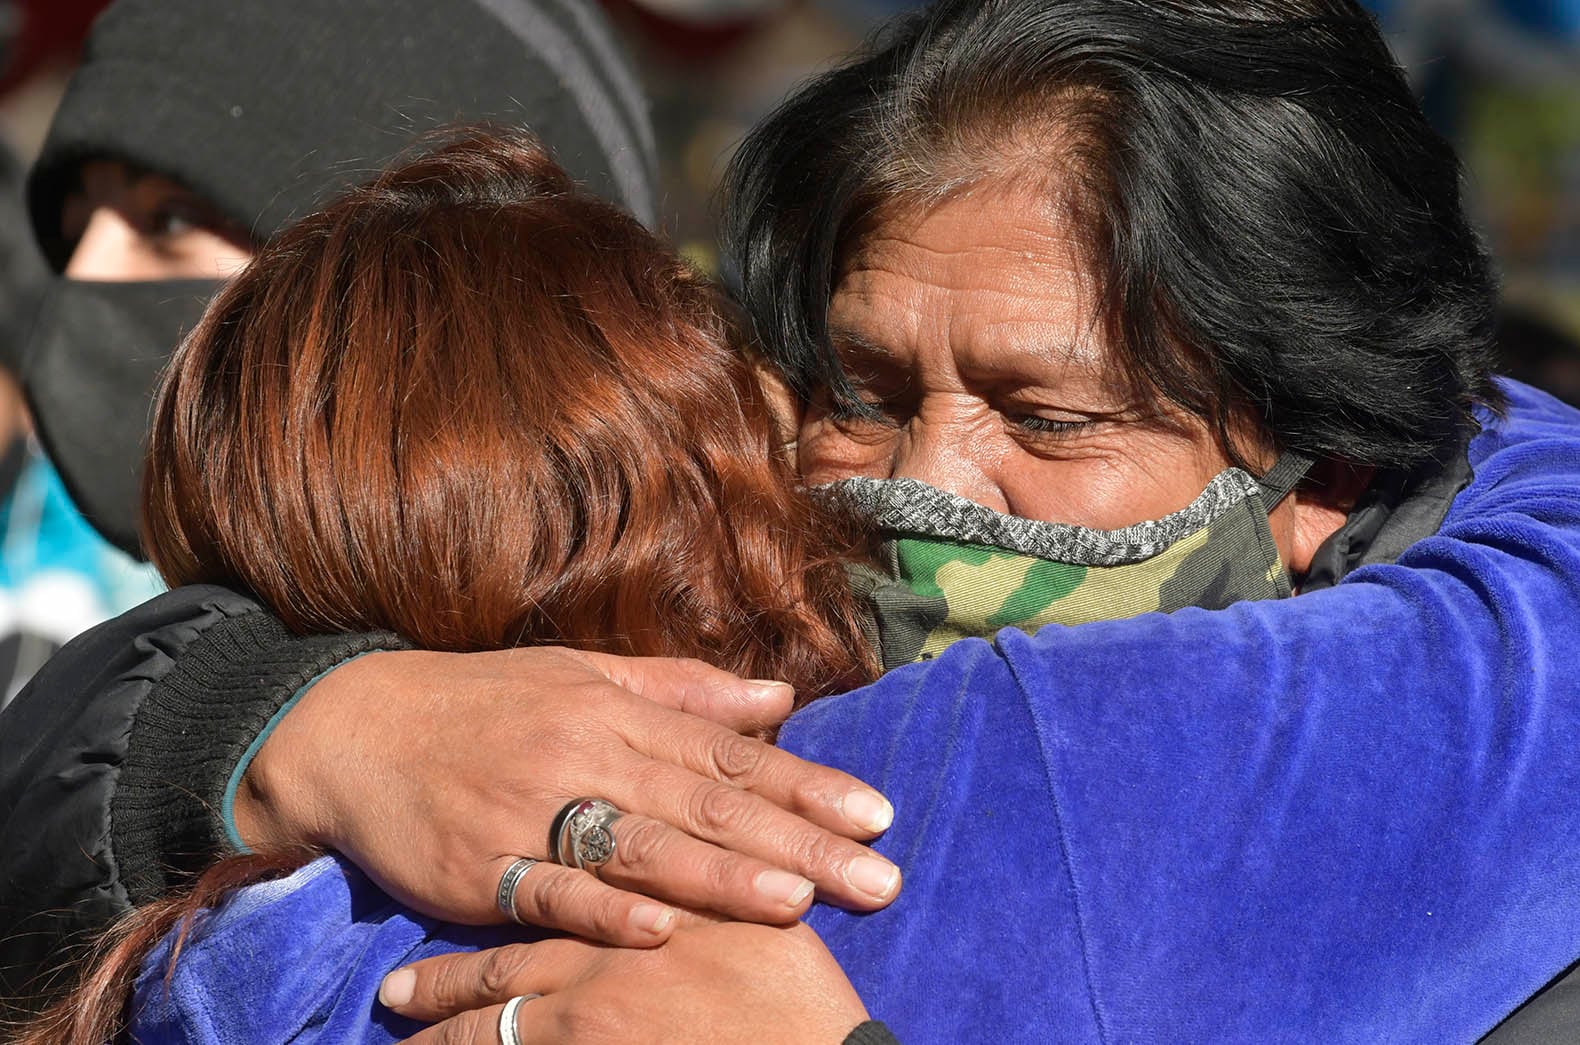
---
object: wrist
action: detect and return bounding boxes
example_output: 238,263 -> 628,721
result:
232,650 -> 396,851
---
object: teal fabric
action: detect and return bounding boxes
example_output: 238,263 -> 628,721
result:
127,380 -> 1580,1042
0,446 -> 162,615
0,446 -> 162,706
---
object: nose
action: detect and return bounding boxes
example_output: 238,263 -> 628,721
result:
63,207 -> 253,282
64,208 -> 155,281
890,416 -> 1010,513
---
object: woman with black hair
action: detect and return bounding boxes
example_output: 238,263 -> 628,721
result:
378,0 -> 1580,1041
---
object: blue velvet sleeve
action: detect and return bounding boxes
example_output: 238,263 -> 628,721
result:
785,381 -> 1580,1043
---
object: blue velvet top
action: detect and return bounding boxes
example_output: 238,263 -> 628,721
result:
128,381 -> 1580,1043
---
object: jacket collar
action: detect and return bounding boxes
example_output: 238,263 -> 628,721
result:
1301,429 -> 1475,592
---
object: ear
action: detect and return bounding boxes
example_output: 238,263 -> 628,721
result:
1270,458 -> 1376,580
749,357 -> 803,460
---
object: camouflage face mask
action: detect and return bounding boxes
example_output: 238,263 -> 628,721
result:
822,454 -> 1311,671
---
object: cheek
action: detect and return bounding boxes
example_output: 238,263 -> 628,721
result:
998,434 -> 1234,528
66,217 -> 254,282
177,230 -> 253,277
796,421 -> 895,483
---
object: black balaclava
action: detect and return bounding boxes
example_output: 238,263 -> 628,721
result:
21,0 -> 658,556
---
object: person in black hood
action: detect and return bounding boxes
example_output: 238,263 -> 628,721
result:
19,0 -> 659,555
0,135 -> 163,709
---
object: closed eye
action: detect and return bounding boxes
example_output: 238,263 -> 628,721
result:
826,397 -> 904,437
1006,413 -> 1091,436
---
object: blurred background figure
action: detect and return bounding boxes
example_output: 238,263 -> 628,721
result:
0,0 -> 158,709
1363,0 -> 1580,404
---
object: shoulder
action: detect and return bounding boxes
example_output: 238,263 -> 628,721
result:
1466,378 -> 1580,478
1431,377 -> 1580,539
127,856 -> 475,1044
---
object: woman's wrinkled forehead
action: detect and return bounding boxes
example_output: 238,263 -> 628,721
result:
827,177 -> 1112,387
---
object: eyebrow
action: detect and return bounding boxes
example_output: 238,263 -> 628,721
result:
824,327 -> 917,408
826,326 -> 897,372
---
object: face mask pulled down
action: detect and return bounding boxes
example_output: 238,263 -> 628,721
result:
821,455 -> 1310,671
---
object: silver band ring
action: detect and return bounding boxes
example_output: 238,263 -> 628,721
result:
552,797 -> 623,874
498,993 -> 539,1045
495,858 -> 539,926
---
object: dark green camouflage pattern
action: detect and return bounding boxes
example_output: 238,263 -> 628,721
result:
849,486 -> 1292,671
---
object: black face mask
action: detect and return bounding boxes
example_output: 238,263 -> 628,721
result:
19,277 -> 221,557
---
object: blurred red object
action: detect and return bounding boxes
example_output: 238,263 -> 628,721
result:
600,0 -> 791,60
0,0 -> 111,94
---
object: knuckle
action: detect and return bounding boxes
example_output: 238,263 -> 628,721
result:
674,657 -> 712,679
703,848 -> 748,896
520,866 -> 623,941
690,781 -> 753,836
610,815 -> 669,877
428,958 -> 479,1011
477,946 -> 530,999
435,1012 -> 485,1045
517,865 -> 571,927
535,712 -> 601,763
583,891 -> 628,942
710,731 -> 768,781
561,997 -> 630,1042
791,830 -> 852,879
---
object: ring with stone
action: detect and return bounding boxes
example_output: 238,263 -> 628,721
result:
551,797 -> 623,874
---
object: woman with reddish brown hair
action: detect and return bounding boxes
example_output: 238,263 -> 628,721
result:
17,129 -> 884,1044
141,131 -> 870,692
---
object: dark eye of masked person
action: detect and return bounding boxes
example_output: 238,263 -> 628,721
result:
58,159 -> 254,280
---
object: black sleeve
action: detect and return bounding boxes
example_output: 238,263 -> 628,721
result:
844,1021 -> 899,1045
0,584 -> 407,1010
1481,959 -> 1580,1043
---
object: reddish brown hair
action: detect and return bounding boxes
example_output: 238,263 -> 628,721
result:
142,128 -> 871,694
19,129 -> 875,1044
14,852 -> 310,1045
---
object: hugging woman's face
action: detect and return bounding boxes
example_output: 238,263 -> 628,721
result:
798,176 -> 1306,568
726,0 -> 1500,592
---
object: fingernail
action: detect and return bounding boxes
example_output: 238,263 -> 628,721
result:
630,902 -> 676,935
755,868 -> 815,907
379,968 -> 415,1009
846,855 -> 901,901
744,679 -> 794,701
842,789 -> 894,833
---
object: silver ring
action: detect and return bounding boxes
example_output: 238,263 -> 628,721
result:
552,797 -> 623,874
495,858 -> 539,926
498,994 -> 539,1045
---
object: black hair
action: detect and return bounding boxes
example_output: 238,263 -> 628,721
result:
722,0 -> 1502,470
